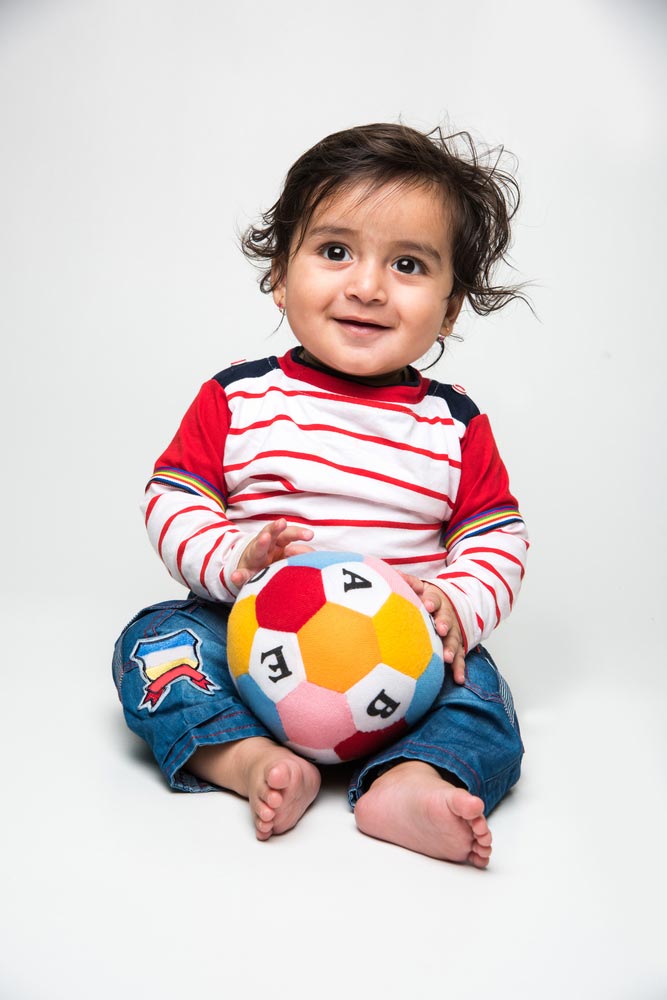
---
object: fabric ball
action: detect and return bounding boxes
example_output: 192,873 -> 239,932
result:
227,550 -> 444,763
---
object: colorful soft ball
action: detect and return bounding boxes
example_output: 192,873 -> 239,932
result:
227,550 -> 444,764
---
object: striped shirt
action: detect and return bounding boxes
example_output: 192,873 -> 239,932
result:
143,349 -> 529,651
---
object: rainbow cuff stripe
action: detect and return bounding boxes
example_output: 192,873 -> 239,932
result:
149,467 -> 226,509
444,506 -> 524,550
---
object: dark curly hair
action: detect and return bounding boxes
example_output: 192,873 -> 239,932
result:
241,122 -> 527,316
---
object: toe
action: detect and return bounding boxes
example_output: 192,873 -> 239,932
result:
256,801 -> 276,823
266,761 -> 293,791
261,788 -> 283,810
450,788 -> 486,821
473,842 -> 492,858
471,817 -> 492,843
255,817 -> 274,840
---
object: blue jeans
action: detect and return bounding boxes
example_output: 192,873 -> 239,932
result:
112,597 -> 523,813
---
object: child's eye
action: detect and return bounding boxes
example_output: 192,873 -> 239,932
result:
321,244 -> 351,262
392,256 -> 424,275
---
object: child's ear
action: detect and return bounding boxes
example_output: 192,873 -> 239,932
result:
440,292 -> 464,336
272,270 -> 286,311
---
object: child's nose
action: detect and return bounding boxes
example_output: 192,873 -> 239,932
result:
344,261 -> 387,305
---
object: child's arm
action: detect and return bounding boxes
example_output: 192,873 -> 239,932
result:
141,380 -> 312,601
422,412 -> 529,669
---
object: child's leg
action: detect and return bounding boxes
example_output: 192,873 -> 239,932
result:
112,597 -> 320,838
353,761 -> 492,866
348,645 -> 523,866
187,737 -> 320,840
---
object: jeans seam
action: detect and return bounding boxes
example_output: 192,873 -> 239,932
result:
164,720 -> 268,778
485,756 -> 523,787
409,743 -> 483,795
463,681 -> 502,702
364,739 -> 484,797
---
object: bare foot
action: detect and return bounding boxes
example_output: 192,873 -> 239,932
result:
250,749 -> 322,841
190,737 -> 321,841
354,760 -> 492,867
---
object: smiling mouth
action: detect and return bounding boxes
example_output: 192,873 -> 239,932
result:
334,317 -> 390,332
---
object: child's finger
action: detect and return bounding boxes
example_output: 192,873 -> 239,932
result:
274,526 -> 315,549
262,518 -> 288,546
451,649 -> 466,685
283,542 -> 315,557
239,519 -> 288,570
442,637 -> 466,684
230,566 -> 253,588
267,527 -> 315,565
432,610 -> 454,637
397,572 -> 425,597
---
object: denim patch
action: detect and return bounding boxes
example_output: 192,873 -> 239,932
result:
130,628 -> 221,712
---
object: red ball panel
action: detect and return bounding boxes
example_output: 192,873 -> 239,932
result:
254,566 -> 326,631
334,718 -> 409,762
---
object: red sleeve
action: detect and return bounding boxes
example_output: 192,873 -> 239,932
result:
448,413 -> 517,531
427,411 -> 528,649
444,413 -> 520,550
142,380 -> 251,602
150,380 -> 231,508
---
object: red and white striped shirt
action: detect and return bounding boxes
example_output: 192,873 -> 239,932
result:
143,349 -> 529,651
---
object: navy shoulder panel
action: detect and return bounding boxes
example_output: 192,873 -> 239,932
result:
213,356 -> 279,389
426,380 -> 480,426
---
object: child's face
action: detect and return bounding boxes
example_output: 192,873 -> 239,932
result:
273,181 -> 462,382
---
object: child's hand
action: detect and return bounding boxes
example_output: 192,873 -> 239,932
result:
230,518 -> 315,589
400,575 -> 466,685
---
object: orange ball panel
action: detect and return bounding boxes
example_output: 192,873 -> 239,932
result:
297,604 -> 382,692
227,594 -> 258,678
373,593 -> 433,678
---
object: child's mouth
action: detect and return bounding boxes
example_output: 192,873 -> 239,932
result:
335,317 -> 389,333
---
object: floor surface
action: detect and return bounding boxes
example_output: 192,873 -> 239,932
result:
2,599 -> 665,1000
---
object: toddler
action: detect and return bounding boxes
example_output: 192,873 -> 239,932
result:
112,123 -> 529,867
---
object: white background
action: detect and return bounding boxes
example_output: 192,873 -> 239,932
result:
1,1 -> 665,997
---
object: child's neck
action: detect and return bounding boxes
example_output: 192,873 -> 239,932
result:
297,348 -> 416,388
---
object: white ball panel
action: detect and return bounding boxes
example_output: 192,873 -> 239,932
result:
248,628 -> 306,702
347,662 -> 416,732
320,560 -> 391,616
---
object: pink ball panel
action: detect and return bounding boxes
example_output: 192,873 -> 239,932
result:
363,555 -> 424,610
278,683 -> 357,749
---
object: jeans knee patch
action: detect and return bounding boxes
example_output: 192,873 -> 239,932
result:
112,598 -> 215,702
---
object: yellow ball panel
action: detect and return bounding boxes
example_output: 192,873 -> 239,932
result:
298,604 -> 382,692
227,594 -> 258,678
373,594 -> 433,678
